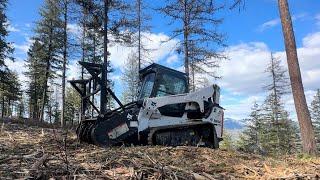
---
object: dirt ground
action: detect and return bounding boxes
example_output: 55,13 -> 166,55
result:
0,122 -> 319,179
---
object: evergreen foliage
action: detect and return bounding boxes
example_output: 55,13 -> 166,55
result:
240,102 -> 267,154
65,87 -> 81,126
34,0 -> 65,122
220,130 -> 235,151
0,0 -> 13,77
239,54 -> 300,155
121,52 -> 140,103
25,40 -> 46,121
311,89 -> 320,150
158,0 -> 226,91
0,71 -> 22,118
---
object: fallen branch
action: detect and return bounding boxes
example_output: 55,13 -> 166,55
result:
1,122 -> 4,133
0,152 -> 40,164
31,154 -> 50,170
25,154 -> 50,178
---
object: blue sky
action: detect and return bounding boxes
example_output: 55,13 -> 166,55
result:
5,0 -> 320,120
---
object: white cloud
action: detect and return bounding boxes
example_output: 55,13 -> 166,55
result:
64,26 -> 179,70
13,38 -> 33,54
223,95 -> 265,120
67,23 -> 81,36
109,32 -> 179,69
166,53 -> 178,64
258,13 -> 308,32
215,42 -> 270,95
8,24 -> 20,32
302,32 -> 320,47
5,58 -> 28,90
210,31 -> 320,120
292,13 -> 308,21
67,60 -> 82,81
258,18 -> 280,32
6,20 -> 20,33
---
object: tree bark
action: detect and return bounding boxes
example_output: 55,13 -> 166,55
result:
81,7 -> 86,80
183,0 -> 189,90
7,99 -> 10,117
278,0 -> 317,155
40,21 -> 53,123
137,0 -> 141,71
270,53 -> 281,152
100,0 -> 109,115
61,0 -> 68,128
1,96 -> 4,118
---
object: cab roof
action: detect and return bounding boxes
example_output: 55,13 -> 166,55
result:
139,63 -> 186,77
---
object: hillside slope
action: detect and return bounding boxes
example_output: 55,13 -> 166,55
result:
0,122 -> 319,179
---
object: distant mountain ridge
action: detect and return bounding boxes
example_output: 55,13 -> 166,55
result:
224,118 -> 244,130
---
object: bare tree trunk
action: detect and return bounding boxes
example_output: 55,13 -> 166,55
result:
81,7 -> 87,80
270,53 -> 281,152
40,21 -> 53,123
100,0 -> 109,115
278,0 -> 317,155
7,98 -> 11,117
183,0 -> 189,89
92,35 -> 96,117
1,96 -> 4,118
61,0 -> 68,128
137,0 -> 141,70
191,62 -> 195,92
33,75 -> 38,121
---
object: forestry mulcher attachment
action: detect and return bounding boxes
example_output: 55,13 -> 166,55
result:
70,62 -> 224,148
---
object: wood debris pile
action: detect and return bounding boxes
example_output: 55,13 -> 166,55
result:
0,122 -> 319,179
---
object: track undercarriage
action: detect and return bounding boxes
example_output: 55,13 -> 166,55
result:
77,120 -> 218,148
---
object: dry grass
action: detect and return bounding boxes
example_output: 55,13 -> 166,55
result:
0,122 -> 319,179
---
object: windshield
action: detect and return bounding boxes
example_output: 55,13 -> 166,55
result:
139,73 -> 155,99
156,74 -> 187,97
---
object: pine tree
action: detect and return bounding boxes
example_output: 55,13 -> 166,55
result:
35,0 -> 64,122
25,40 -> 47,121
133,0 -> 152,69
60,0 -> 71,127
241,102 -> 266,154
262,53 -> 298,155
18,98 -> 25,118
0,0 -> 16,117
0,0 -> 13,77
262,95 -> 299,154
158,0 -> 226,91
121,52 -> 140,103
46,89 -> 54,124
65,87 -> 81,126
311,89 -> 320,150
76,0 -> 135,110
220,130 -> 234,150
0,71 -> 21,118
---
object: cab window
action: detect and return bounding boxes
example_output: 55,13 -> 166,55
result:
139,73 -> 155,99
156,74 -> 187,97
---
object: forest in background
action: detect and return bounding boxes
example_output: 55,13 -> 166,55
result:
0,0 -> 319,157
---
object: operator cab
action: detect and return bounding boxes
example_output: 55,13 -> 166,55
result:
138,63 -> 188,117
138,63 -> 188,99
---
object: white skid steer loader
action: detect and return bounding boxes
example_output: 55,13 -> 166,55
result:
70,63 -> 224,148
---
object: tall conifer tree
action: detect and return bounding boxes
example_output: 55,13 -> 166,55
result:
0,0 -> 13,77
159,0 -> 226,91
35,0 -> 64,122
311,89 -> 320,150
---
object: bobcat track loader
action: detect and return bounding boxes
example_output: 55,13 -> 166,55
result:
70,62 -> 224,148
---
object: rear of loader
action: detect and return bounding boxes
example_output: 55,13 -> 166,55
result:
70,62 -> 224,148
